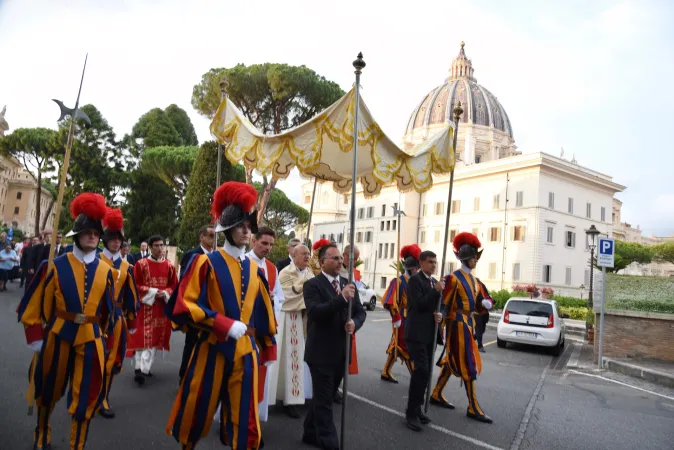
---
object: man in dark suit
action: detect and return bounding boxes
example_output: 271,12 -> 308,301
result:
404,250 -> 445,431
177,225 -> 215,381
302,243 -> 367,450
38,231 -> 66,262
133,241 -> 150,261
121,242 -> 135,265
276,237 -> 300,273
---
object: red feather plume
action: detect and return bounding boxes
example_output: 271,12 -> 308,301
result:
400,244 -> 422,261
103,208 -> 124,232
69,193 -> 107,221
312,238 -> 331,252
453,232 -> 481,252
211,182 -> 258,221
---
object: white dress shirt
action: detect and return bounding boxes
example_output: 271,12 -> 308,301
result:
246,250 -> 285,313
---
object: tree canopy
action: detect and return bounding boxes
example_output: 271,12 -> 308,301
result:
252,181 -> 309,236
0,127 -> 59,235
653,241 -> 674,265
191,63 -> 345,220
141,146 -> 198,201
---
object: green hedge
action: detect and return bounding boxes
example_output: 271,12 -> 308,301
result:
606,273 -> 674,314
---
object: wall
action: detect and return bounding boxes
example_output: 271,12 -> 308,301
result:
594,310 -> 674,362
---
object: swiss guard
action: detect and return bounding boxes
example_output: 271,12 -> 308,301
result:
17,193 -> 115,450
380,244 -> 421,383
431,232 -> 494,423
166,181 -> 277,450
98,207 -> 139,419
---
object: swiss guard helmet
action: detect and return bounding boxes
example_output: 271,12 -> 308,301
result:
102,207 -> 126,247
65,193 -> 106,242
400,244 -> 422,271
453,232 -> 483,262
211,182 -> 259,243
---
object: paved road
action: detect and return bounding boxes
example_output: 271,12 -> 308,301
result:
0,282 -> 672,449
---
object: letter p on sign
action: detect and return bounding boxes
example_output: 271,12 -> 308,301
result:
597,238 -> 615,268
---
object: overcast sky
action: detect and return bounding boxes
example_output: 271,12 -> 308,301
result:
1,0 -> 672,236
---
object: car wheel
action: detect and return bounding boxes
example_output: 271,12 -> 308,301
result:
560,335 -> 565,348
496,337 -> 506,348
551,338 -> 562,357
369,297 -> 377,311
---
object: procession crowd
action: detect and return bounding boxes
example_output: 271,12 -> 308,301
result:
13,180 -> 495,450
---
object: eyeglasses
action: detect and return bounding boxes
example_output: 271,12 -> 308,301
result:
152,243 -> 165,248
326,256 -> 343,261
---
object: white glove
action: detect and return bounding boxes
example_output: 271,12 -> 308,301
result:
393,319 -> 402,329
264,361 -> 274,367
128,328 -> 137,335
482,299 -> 493,310
227,321 -> 247,340
29,340 -> 43,353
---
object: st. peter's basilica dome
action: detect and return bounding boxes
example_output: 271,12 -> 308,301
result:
403,42 -> 518,164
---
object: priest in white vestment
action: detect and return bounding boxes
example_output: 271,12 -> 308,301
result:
268,244 -> 314,418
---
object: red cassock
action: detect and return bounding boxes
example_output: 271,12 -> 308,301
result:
126,257 -> 178,355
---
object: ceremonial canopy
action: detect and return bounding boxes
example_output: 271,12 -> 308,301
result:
210,88 -> 456,198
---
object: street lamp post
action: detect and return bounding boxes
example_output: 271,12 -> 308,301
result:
585,225 -> 601,332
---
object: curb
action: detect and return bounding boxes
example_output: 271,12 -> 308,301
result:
604,358 -> 674,389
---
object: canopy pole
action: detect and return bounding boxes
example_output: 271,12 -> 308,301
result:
214,78 -> 228,250
304,177 -> 319,246
340,52 -> 365,450
424,101 -> 463,414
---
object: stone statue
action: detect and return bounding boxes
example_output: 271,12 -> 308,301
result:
0,105 -> 8,137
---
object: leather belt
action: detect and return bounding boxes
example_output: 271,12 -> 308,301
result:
55,309 -> 100,325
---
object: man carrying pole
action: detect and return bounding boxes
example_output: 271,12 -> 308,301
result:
381,244 -> 421,383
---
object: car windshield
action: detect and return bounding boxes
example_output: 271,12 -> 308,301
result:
506,301 -> 553,318
355,281 -> 365,289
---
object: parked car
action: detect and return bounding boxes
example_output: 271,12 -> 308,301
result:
355,280 -> 378,311
496,297 -> 569,356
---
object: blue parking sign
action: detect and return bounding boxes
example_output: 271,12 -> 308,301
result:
597,237 -> 615,268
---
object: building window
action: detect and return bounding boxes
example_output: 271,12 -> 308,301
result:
543,265 -> 552,283
343,195 -> 348,204
393,202 -> 398,210
357,208 -> 364,219
488,227 -> 501,242
14,206 -> 19,215
612,212 -> 616,223
513,263 -> 521,281
381,204 -> 387,216
378,243 -> 383,258
568,197 -> 574,214
392,220 -> 397,231
420,231 -> 426,244
546,225 -> 554,244
512,225 -> 526,242
386,221 -> 391,231
435,202 -> 445,215
380,221 -> 385,231
565,267 -> 572,286
390,244 -> 395,259
364,258 -> 369,270
473,197 -> 480,211
488,263 -> 497,279
384,243 -> 389,258
565,230 -> 576,248
493,194 -> 500,209
434,230 -> 441,243
367,206 -> 374,218
422,204 -> 428,217
16,191 -> 22,200
450,229 -> 457,242
338,233 -> 343,243
365,231 -> 372,242
601,207 -> 606,222
329,233 -> 335,241
475,155 -> 482,164
472,227 -> 479,237
548,192 -> 555,209
448,262 -> 456,273
304,195 -> 311,204
381,277 -> 387,289
320,234 -> 326,239
356,232 -> 362,243
452,200 -> 461,214
586,203 -> 592,218
516,191 -> 523,207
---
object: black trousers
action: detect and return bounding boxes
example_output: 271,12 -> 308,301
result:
178,328 -> 199,379
303,362 -> 344,450
406,341 -> 434,418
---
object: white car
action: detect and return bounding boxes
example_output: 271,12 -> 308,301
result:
496,297 -> 568,356
355,281 -> 378,311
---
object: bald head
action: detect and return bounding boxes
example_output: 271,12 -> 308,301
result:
343,244 -> 360,267
292,244 -> 311,270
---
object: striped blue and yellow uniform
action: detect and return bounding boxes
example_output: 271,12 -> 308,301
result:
165,249 -> 276,450
98,253 -> 139,413
381,274 -> 414,378
17,253 -> 114,450
431,269 -> 492,418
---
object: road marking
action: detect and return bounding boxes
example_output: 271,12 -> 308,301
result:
510,366 -> 549,450
567,369 -> 674,402
347,391 -> 504,450
371,318 -> 391,322
483,340 -> 497,347
566,343 -> 581,369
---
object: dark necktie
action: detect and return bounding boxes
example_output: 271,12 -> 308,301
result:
332,279 -> 340,294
